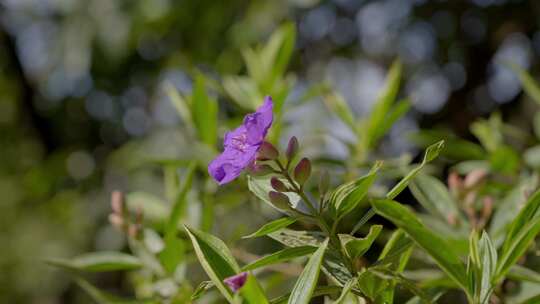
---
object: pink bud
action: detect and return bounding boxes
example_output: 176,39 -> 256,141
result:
294,158 -> 311,186
111,191 -> 124,214
223,272 -> 248,292
269,191 -> 291,210
447,172 -> 463,194
286,136 -> 299,161
464,169 -> 487,188
271,177 -> 288,192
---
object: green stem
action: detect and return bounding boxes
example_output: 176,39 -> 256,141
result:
274,160 -> 353,271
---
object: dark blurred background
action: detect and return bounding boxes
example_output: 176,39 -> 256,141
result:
2,0 -> 540,302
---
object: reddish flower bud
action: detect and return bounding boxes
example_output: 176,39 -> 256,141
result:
223,272 -> 248,292
464,169 -> 487,189
447,172 -> 463,195
319,170 -> 330,196
111,191 -> 124,214
286,136 -> 299,161
271,177 -> 288,192
257,142 -> 279,161
269,191 -> 291,210
294,158 -> 311,186
247,163 -> 274,176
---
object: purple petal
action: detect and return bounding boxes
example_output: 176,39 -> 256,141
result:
223,272 -> 248,292
208,145 -> 259,185
244,96 -> 274,145
208,96 -> 274,185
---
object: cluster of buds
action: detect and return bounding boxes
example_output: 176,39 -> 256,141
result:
248,136 -> 315,213
447,169 -> 493,229
109,191 -> 143,239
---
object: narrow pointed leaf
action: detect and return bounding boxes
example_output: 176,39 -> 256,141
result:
386,140 -> 444,199
184,226 -> 240,303
372,199 -> 468,291
339,225 -> 382,259
287,239 -> 329,304
45,252 -> 142,273
240,274 -> 270,304
242,246 -> 316,272
243,218 -> 298,239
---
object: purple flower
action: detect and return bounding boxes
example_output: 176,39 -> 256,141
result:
223,272 -> 248,292
208,96 -> 274,185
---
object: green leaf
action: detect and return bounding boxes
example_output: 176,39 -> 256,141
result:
269,286 -> 341,304
372,199 -> 468,291
329,162 -> 381,219
410,130 -> 485,160
184,226 -> 240,303
75,278 -> 156,304
386,140 -> 445,200
322,92 -> 356,132
496,220 -> 540,282
242,246 -> 316,272
160,163 -> 196,274
339,225 -> 382,259
192,75 -> 218,146
470,116 -> 502,153
357,269 -> 388,300
519,294 -> 540,304
164,82 -> 194,130
287,239 -> 328,304
191,281 -> 214,301
263,22 -> 296,86
334,279 -> 356,304
45,252 -> 142,272
243,217 -> 298,239
240,274 -> 270,304
268,229 -> 325,248
478,231 -> 497,303
524,145 -> 540,168
508,63 -> 540,105
248,175 -> 301,212
489,145 -> 520,174
158,237 -> 185,274
366,60 -> 402,148
370,98 -> 410,145
223,76 -> 262,110
409,174 -> 461,224
164,163 -> 196,240
507,265 -> 540,284
499,188 -> 540,266
267,229 -> 353,285
372,229 -> 414,303
369,268 -> 431,303
489,175 -> 538,245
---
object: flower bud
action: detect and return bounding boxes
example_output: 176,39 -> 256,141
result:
271,177 -> 288,192
447,172 -> 463,196
111,191 -> 124,214
269,191 -> 291,210
247,163 -> 274,176
286,136 -> 299,161
223,272 -> 248,292
257,142 -> 279,161
319,170 -> 330,196
464,169 -> 487,189
294,158 -> 311,186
